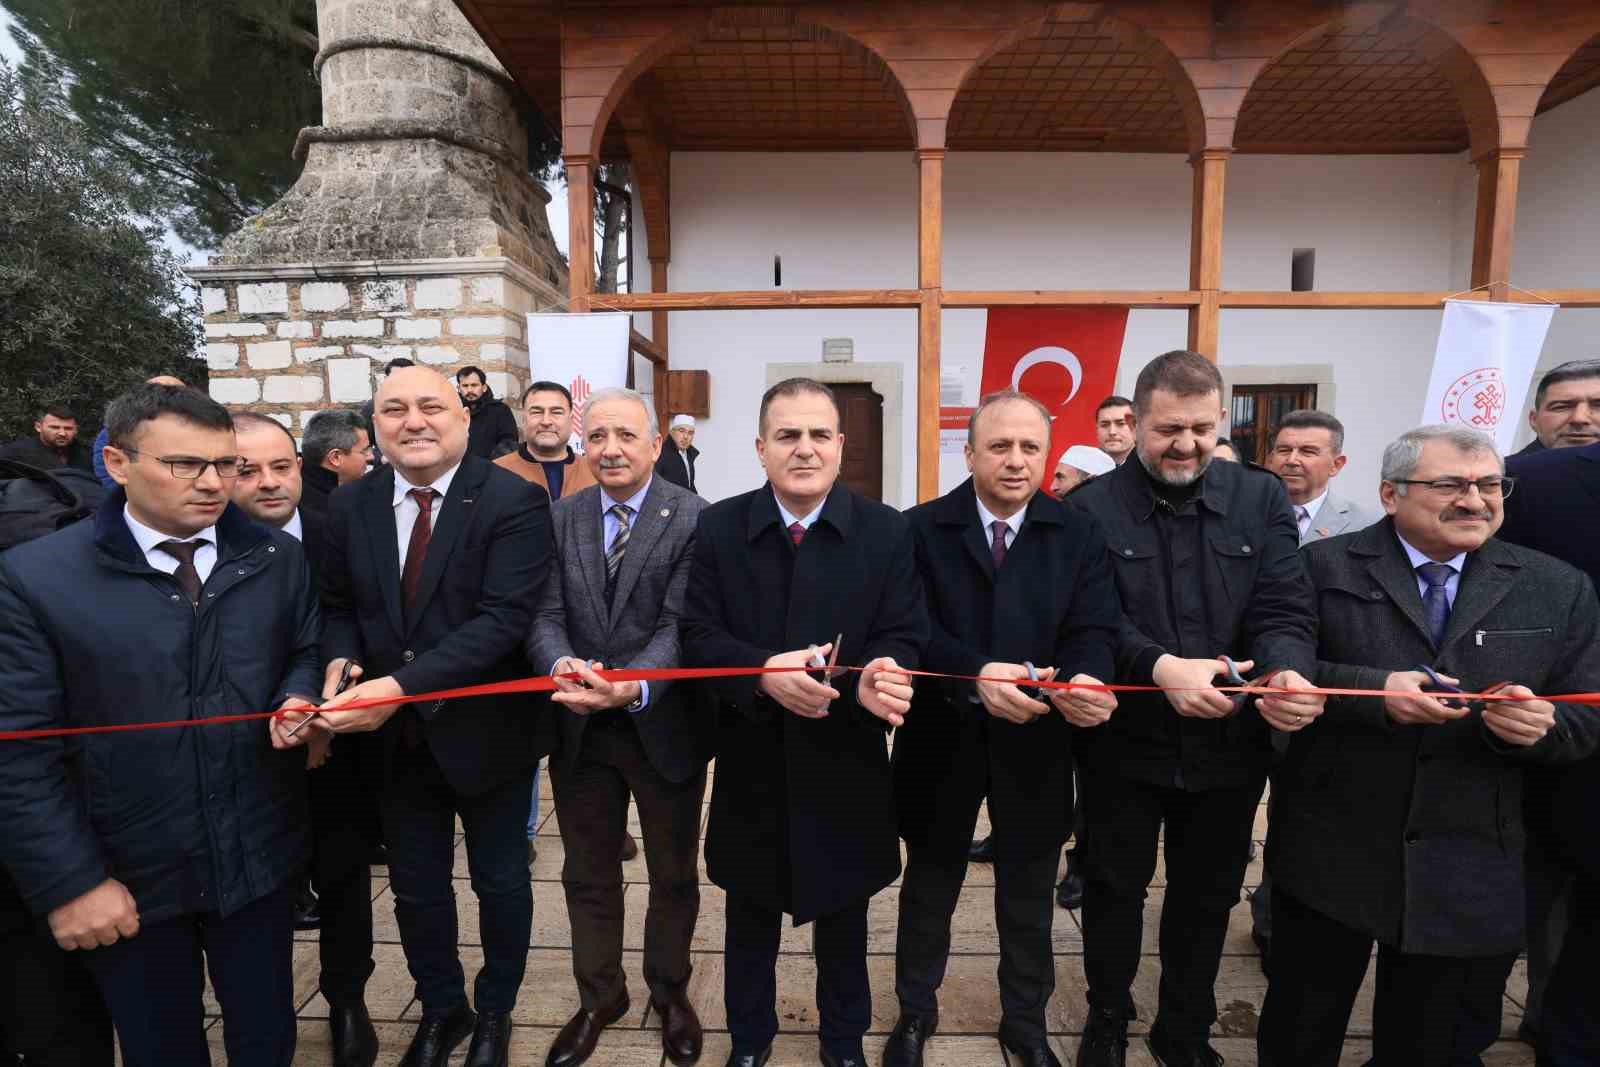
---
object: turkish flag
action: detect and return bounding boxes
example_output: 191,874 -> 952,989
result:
978,307 -> 1129,474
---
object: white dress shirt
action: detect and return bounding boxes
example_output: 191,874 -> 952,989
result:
776,495 -> 825,533
1396,533 -> 1466,609
283,509 -> 303,543
394,463 -> 460,573
975,496 -> 1025,554
1294,488 -> 1330,540
124,505 -> 218,584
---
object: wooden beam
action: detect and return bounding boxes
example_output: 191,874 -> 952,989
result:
943,291 -> 1200,308
1187,148 -> 1228,359
1471,148 -> 1524,301
1220,290 -> 1600,309
596,289 -> 922,311
917,148 -> 944,503
629,328 -> 665,366
565,157 -> 596,310
650,258 -> 670,430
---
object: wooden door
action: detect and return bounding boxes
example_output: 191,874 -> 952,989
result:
1229,384 -> 1318,465
832,383 -> 884,501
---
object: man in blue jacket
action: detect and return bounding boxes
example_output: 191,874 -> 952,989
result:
0,382 -> 323,1067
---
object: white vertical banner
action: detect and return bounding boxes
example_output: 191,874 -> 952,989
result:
526,312 -> 631,448
1421,299 -> 1556,452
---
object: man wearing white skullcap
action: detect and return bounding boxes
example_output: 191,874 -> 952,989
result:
656,414 -> 700,494
1050,444 -> 1116,499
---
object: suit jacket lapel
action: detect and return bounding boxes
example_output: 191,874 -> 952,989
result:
1362,523 -> 1437,649
404,459 -> 480,634
945,480 -> 995,581
606,481 -> 670,627
577,488 -> 608,618
364,467 -> 404,637
1439,542 -> 1517,653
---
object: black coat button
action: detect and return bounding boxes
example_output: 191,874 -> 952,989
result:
1405,832 -> 1420,845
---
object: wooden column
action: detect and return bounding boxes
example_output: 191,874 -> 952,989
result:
1187,149 -> 1228,359
565,156 -> 596,311
916,149 -> 944,503
1470,149 -> 1524,301
650,257 -> 670,428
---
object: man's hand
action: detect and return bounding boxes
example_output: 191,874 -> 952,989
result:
1049,674 -> 1118,727
323,658 -> 363,700
551,658 -> 642,715
1382,670 -> 1471,726
1153,655 -> 1251,718
858,657 -> 914,728
269,696 -> 319,749
316,675 -> 408,733
1257,669 -> 1326,732
48,879 -> 139,951
759,645 -> 841,719
976,662 -> 1054,725
1482,685 -> 1556,747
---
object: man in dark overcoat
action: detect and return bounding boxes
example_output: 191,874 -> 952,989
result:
1258,425 -> 1600,1067
886,391 -> 1121,1067
682,378 -> 926,1067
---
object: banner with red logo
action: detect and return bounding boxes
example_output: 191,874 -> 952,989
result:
1421,300 -> 1555,453
526,312 -> 632,450
978,307 -> 1129,473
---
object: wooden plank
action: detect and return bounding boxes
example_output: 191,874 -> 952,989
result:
595,290 -> 922,311
917,291 -> 940,503
1471,149 -> 1524,300
629,328 -> 666,366
918,150 -> 943,290
1211,291 -> 1600,308
942,290 -> 1200,308
1188,149 -> 1226,359
566,160 -> 596,310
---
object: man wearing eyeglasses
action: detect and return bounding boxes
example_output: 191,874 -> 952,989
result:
1257,424 -> 1600,1067
0,383 -> 322,1067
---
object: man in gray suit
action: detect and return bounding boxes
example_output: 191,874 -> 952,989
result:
528,388 -> 713,1067
1257,425 -> 1600,1067
1252,409 -> 1377,965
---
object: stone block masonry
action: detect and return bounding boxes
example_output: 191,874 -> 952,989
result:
186,258 -> 565,433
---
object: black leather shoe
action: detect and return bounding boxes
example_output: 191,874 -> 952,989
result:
329,1002 -> 379,1067
1056,847 -> 1084,910
368,842 -> 389,866
1252,929 -> 1271,978
968,835 -> 995,863
724,1048 -> 771,1067
882,1012 -> 937,1067
464,1011 -> 513,1067
621,832 -> 640,861
398,1005 -> 476,1067
545,995 -> 629,1067
1146,1028 -> 1224,1067
652,988 -> 704,1065
294,885 -> 321,931
818,1046 -> 866,1067
1076,1006 -> 1130,1067
999,1035 -> 1061,1067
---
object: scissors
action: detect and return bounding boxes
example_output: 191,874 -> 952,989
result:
1415,663 -> 1493,714
286,658 -> 359,738
1020,661 -> 1049,705
807,633 -> 845,712
1219,655 -> 1252,716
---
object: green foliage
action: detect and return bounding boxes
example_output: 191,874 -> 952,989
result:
5,0 -> 322,250
0,60 -> 205,442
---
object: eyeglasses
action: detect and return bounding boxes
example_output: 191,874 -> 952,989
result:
1391,476 -> 1515,499
119,447 -> 242,480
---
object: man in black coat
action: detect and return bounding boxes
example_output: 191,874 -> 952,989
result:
297,366 -> 555,1067
1257,425 -> 1600,1067
1498,438 -> 1600,1064
0,403 -> 93,471
1068,351 -> 1323,1067
457,365 -> 521,461
682,378 -> 926,1067
0,383 -> 322,1067
1511,357 -> 1600,456
656,414 -> 700,493
886,392 -> 1120,1067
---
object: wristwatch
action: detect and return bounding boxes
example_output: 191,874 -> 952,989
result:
624,687 -> 645,713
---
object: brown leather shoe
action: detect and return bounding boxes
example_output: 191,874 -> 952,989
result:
653,988 -> 704,1065
544,995 -> 629,1067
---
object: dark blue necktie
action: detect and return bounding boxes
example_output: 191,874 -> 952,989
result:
1417,562 -> 1455,648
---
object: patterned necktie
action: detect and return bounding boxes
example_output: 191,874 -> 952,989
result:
605,504 -> 633,602
990,520 -> 1008,568
788,521 -> 806,547
1295,505 -> 1311,539
401,488 -> 436,615
157,540 -> 203,607
1417,561 -> 1455,648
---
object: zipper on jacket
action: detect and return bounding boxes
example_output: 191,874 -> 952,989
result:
1474,627 -> 1554,646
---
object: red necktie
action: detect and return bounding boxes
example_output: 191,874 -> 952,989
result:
990,520 -> 1008,568
401,488 -> 436,615
157,540 -> 203,606
788,521 -> 806,546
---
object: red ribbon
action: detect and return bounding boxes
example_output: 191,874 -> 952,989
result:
2,665 -> 1594,742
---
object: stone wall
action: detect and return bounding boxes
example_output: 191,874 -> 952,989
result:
187,258 -> 564,433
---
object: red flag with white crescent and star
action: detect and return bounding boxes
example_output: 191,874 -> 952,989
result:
978,307 -> 1129,474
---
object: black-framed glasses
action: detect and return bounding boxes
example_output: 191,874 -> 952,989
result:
119,447 -> 242,480
1390,476 -> 1515,499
